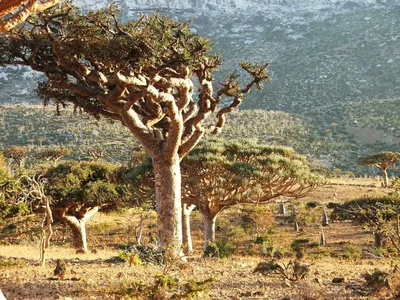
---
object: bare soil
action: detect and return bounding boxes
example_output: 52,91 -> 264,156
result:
1,178 -> 399,300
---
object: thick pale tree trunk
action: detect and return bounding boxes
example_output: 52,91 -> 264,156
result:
199,204 -> 218,250
380,168 -> 389,188
182,203 -> 196,254
58,206 -> 99,253
68,218 -> 88,252
153,156 -> 183,257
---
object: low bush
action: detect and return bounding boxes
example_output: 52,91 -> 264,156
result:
203,241 -> 232,258
253,260 -> 312,282
104,274 -> 214,299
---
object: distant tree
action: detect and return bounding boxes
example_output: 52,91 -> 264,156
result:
42,161 -> 127,253
0,4 -> 268,257
357,152 -> 400,188
34,147 -> 71,166
87,146 -> 105,163
0,0 -> 59,32
3,146 -> 29,170
181,139 -> 323,250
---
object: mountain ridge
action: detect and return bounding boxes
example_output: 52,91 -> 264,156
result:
75,0 -> 394,13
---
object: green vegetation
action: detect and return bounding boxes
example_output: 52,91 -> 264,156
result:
105,274 -> 214,299
203,240 -> 233,258
331,195 -> 400,248
358,152 -> 400,187
0,3 -> 270,257
41,161 -> 129,252
0,257 -> 26,268
253,260 -> 311,282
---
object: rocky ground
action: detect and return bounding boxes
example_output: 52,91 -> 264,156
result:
1,178 -> 399,299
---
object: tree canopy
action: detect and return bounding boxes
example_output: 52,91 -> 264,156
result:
0,3 -> 269,256
182,138 -> 323,210
41,161 -> 127,252
180,138 -> 323,246
3,146 -> 29,169
43,161 -> 125,209
0,3 -> 268,158
34,147 -> 71,166
128,138 -> 323,249
358,152 -> 400,187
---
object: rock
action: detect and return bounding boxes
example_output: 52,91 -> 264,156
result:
332,277 -> 345,283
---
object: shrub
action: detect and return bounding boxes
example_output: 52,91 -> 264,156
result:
0,257 -> 26,267
253,260 -> 311,281
118,251 -> 142,266
204,241 -> 232,258
338,245 -> 362,260
361,266 -> 400,296
327,202 -> 339,209
104,274 -> 214,299
306,201 -> 320,209
111,245 -> 164,265
291,239 -> 310,251
254,236 -> 272,245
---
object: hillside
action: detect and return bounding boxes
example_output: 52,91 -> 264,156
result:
0,1 -> 399,174
0,105 -> 373,175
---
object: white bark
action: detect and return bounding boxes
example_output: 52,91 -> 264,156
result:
153,155 -> 183,257
182,203 -> 196,254
381,169 -> 389,188
199,206 -> 218,250
59,206 -> 99,253
321,207 -> 329,226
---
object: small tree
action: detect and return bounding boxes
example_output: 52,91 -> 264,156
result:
3,146 -> 29,170
358,152 -> 400,188
0,4 -> 269,257
43,161 -> 127,252
34,147 -> 71,166
181,138 -> 323,250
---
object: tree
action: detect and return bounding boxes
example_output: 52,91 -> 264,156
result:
0,0 -> 59,32
42,161 -> 126,252
34,147 -> 71,166
3,146 -> 29,170
181,138 -> 323,250
0,4 -> 269,257
358,152 -> 400,188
